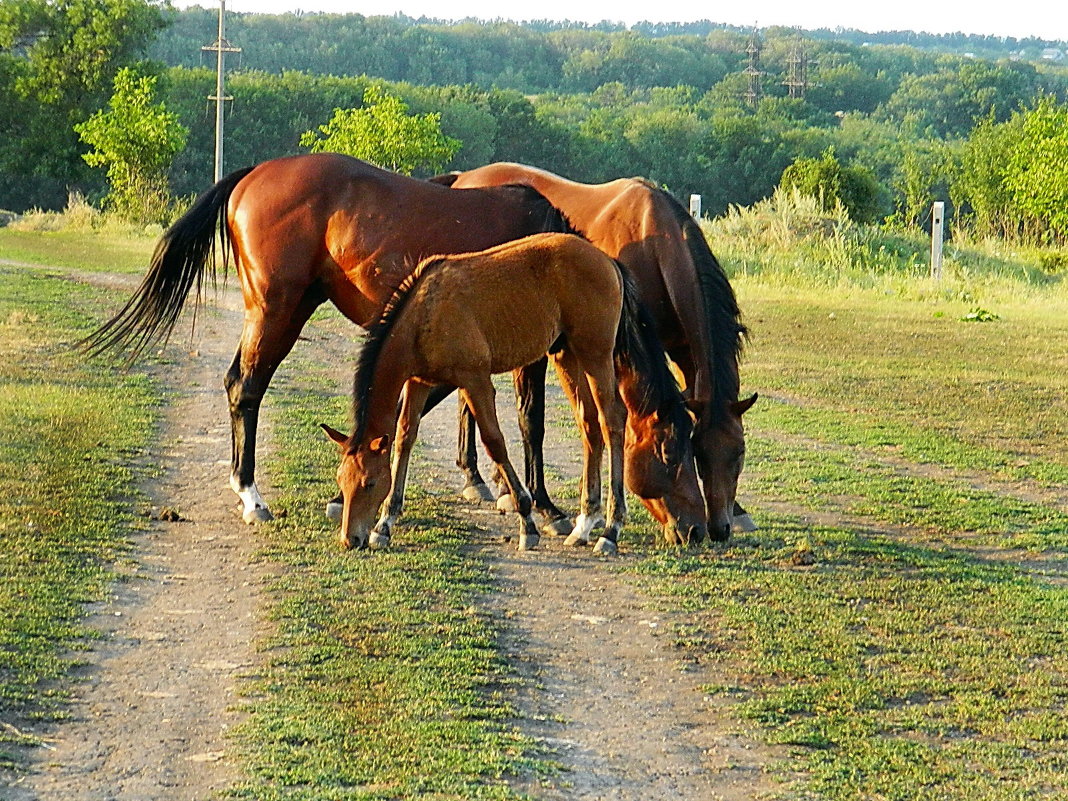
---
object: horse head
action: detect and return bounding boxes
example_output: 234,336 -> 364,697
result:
622,396 -> 708,546
694,393 -> 757,542
322,424 -> 392,549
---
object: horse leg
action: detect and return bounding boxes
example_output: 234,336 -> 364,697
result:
459,379 -> 540,551
370,380 -> 432,549
226,292 -> 320,524
551,351 -> 606,547
578,357 -> 628,556
457,401 -> 495,503
513,359 -> 572,535
733,501 -> 758,532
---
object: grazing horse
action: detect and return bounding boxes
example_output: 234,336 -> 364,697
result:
80,153 -> 573,524
322,233 -> 693,554
436,163 -> 755,541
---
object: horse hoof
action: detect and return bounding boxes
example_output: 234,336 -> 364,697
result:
593,537 -> 618,556
325,502 -> 343,523
563,531 -> 589,548
243,506 -> 274,525
496,494 -> 518,514
368,531 -> 391,549
733,513 -> 758,533
461,483 -> 495,503
542,517 -> 573,536
517,531 -> 540,551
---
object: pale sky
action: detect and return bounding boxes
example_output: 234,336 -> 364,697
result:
182,0 -> 1068,42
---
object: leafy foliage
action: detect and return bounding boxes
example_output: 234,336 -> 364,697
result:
74,68 -> 187,223
299,85 -> 460,174
780,148 -> 881,223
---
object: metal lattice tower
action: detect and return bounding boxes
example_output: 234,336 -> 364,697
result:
783,35 -> 810,99
743,28 -> 764,107
202,0 -> 241,182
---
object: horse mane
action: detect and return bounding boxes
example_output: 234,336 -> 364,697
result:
613,265 -> 693,449
657,188 -> 748,422
349,256 -> 445,448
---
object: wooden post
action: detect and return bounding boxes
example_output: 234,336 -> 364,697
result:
689,194 -> 702,220
930,201 -> 945,282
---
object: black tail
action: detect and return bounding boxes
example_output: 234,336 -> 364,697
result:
79,166 -> 255,360
613,265 -> 692,438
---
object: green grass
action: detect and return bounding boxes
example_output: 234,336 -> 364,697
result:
0,228 -> 156,274
0,265 -> 158,769
623,275 -> 1068,799
226,345 -> 551,800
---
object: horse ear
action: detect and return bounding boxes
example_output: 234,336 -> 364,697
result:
731,393 -> 758,417
369,435 -> 391,455
321,423 -> 349,448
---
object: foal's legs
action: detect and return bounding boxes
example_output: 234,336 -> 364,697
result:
459,378 -> 540,551
225,289 -> 321,523
370,380 -> 433,548
551,351 -> 607,546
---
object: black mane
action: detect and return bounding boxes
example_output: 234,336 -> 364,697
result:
658,188 -> 748,421
349,257 -> 443,448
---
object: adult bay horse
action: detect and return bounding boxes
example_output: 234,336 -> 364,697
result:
81,153 -> 574,524
322,232 -> 693,555
436,163 -> 756,541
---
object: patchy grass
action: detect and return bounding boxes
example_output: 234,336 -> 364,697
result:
226,343 -> 550,800
625,278 -> 1068,799
0,266 -> 158,769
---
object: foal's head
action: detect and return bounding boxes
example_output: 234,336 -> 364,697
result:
322,424 -> 392,549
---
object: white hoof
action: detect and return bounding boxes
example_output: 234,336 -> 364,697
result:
243,505 -> 274,524
462,483 -> 495,503
368,531 -> 391,549
543,517 -> 573,536
733,513 -> 758,533
496,494 -> 518,513
593,537 -> 618,556
563,531 -> 589,547
325,501 -> 343,523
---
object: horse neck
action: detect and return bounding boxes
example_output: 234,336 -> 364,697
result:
616,362 -> 661,423
354,331 -> 415,449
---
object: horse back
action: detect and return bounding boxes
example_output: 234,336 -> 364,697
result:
225,153 -> 568,327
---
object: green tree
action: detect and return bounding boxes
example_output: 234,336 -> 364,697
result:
780,148 -> 881,223
75,67 -> 188,223
0,0 -> 164,210
299,85 -> 460,175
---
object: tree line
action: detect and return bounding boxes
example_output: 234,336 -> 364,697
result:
2,3 -> 1068,242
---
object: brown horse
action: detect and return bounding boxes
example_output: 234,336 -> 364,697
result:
436,163 -> 756,541
322,233 -> 694,554
82,153 -> 573,524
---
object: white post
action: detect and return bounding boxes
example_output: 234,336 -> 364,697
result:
689,193 -> 702,219
930,201 -> 945,282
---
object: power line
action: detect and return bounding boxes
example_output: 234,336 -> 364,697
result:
201,1 -> 241,183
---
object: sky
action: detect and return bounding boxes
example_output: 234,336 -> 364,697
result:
182,0 -> 1068,43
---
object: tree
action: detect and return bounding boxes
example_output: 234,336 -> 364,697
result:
299,85 -> 460,175
780,148 -> 881,223
75,67 -> 188,222
0,0 -> 164,210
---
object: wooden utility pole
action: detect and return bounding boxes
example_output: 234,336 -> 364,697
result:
930,201 -> 945,282
202,0 -> 241,182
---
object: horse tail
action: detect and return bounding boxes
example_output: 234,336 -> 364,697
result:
612,263 -> 690,435
79,165 -> 255,361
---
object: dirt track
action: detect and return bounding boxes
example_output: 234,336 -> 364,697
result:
10,273 -> 777,800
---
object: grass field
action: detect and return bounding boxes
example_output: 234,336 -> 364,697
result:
0,217 -> 1066,799
0,265 -> 158,766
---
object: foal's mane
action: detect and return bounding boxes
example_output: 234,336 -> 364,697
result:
614,266 -> 693,449
653,183 -> 748,421
349,257 -> 445,448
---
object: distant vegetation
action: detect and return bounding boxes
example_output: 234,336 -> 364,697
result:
2,4 -> 1068,243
